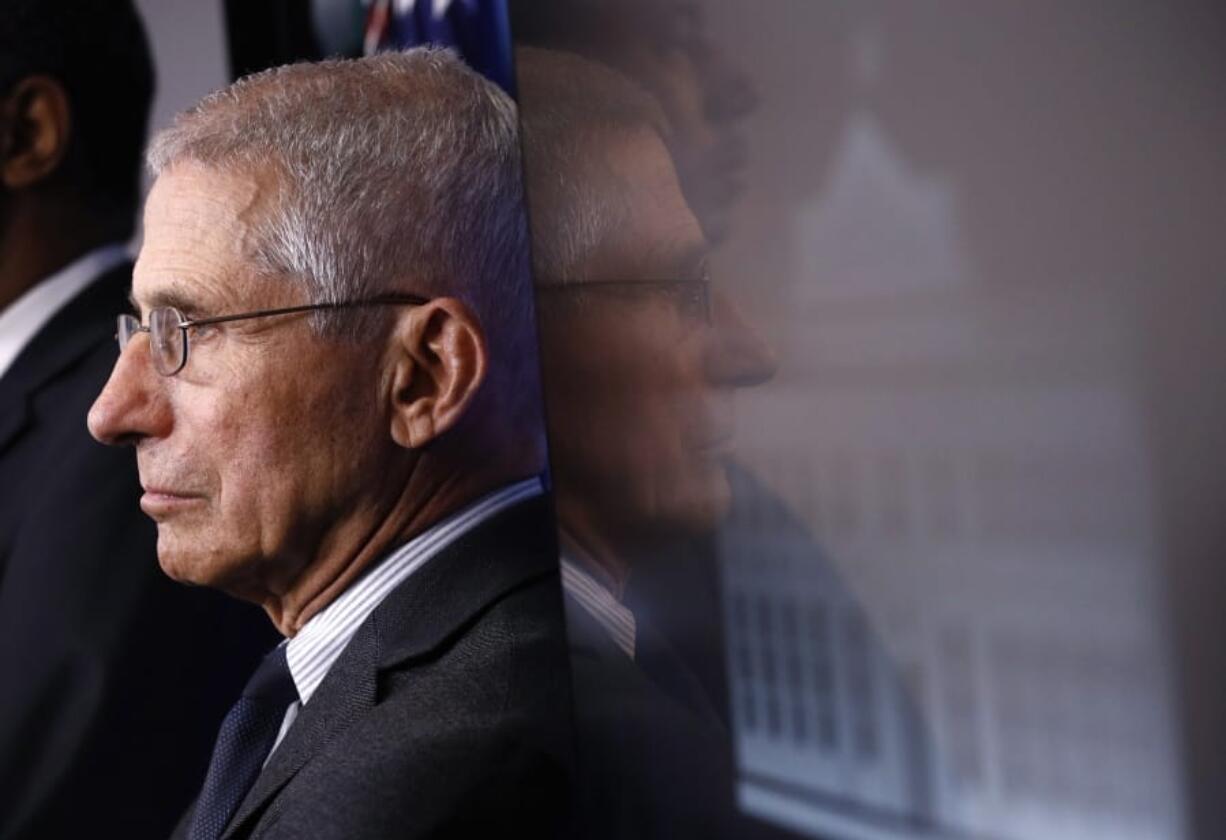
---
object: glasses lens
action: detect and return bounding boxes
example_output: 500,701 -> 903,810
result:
116,314 -> 141,351
149,307 -> 186,376
676,280 -> 712,324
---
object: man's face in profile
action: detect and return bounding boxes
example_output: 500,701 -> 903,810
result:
88,163 -> 396,601
536,128 -> 774,540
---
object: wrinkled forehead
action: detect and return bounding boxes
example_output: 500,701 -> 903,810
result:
131,162 -> 284,316
588,128 -> 709,282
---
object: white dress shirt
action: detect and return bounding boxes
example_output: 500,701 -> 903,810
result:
0,243 -> 130,382
266,476 -> 546,759
559,550 -> 637,661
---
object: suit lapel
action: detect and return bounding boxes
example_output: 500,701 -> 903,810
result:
220,628 -> 378,840
634,619 -> 728,732
220,493 -> 559,839
0,263 -> 129,455
372,493 -> 558,669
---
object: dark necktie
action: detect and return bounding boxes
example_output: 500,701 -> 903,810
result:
187,644 -> 299,840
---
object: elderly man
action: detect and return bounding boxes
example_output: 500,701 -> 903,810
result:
517,48 -> 776,839
88,50 -> 571,840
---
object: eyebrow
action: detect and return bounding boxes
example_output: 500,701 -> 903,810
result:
661,241 -> 710,281
628,237 -> 710,284
128,287 -> 209,317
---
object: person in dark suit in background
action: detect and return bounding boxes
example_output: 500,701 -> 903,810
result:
0,4 -> 275,838
87,48 -> 572,840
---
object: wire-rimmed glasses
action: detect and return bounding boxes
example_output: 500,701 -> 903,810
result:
534,272 -> 713,325
116,293 -> 430,376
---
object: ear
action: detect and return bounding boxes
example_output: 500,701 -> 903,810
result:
0,75 -> 72,190
386,297 -> 488,449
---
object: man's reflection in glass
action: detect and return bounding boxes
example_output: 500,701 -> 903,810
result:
518,48 -> 775,838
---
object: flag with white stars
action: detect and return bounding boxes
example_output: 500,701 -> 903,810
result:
363,0 -> 514,94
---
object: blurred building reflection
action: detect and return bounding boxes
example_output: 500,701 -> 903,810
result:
706,2 -> 1210,838
514,0 -> 1225,838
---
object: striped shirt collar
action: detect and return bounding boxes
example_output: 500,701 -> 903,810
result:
560,552 -> 636,660
285,476 -> 545,705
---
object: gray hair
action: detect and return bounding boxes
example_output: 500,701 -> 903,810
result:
148,48 -> 532,355
515,47 -> 671,286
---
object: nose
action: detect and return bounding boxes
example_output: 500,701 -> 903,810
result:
703,291 -> 778,388
87,334 -> 171,446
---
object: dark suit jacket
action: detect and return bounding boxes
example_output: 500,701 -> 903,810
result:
0,263 -> 275,840
173,494 -> 575,840
564,591 -> 746,840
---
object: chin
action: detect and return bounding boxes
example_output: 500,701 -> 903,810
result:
156,539 -> 216,587
157,549 -> 203,586
689,484 -> 733,533
656,468 -> 733,538
155,529 -> 236,590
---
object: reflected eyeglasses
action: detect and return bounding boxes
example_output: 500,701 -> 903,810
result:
536,274 -> 713,324
116,293 -> 429,377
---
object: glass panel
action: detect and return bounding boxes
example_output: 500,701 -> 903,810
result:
511,2 -> 1226,838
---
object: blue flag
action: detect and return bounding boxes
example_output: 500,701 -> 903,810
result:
364,0 -> 514,95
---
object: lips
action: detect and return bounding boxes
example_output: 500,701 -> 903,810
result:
693,403 -> 736,455
694,434 -> 734,458
139,485 -> 205,518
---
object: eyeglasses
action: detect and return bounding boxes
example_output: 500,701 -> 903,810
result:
116,293 -> 429,376
535,274 -> 712,324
